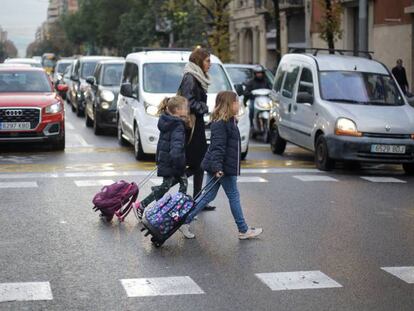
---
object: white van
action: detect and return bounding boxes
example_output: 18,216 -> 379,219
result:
117,50 -> 250,160
269,52 -> 414,174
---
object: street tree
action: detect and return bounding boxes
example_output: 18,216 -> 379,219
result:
270,0 -> 282,66
317,0 -> 343,51
195,0 -> 231,62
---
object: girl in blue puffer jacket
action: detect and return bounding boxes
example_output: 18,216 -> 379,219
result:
179,91 -> 263,240
135,96 -> 189,218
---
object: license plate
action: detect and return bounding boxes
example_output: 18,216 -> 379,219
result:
370,144 -> 406,154
206,130 -> 211,141
0,122 -> 31,130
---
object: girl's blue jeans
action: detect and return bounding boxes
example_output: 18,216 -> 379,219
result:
185,173 -> 249,233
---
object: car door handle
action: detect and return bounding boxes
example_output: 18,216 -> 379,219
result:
288,104 -> 292,112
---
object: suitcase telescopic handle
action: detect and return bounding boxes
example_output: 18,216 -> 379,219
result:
137,168 -> 157,188
193,175 -> 222,202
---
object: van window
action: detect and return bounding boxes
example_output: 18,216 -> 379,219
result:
282,65 -> 299,98
298,67 -> 313,95
122,62 -> 139,98
273,68 -> 286,92
320,71 -> 405,106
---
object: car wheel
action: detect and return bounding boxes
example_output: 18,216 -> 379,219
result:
270,125 -> 286,155
51,133 -> 65,151
76,104 -> 84,117
134,126 -> 146,161
241,145 -> 248,160
93,110 -> 102,135
117,117 -> 128,146
85,110 -> 93,127
315,135 -> 335,171
403,163 -> 414,175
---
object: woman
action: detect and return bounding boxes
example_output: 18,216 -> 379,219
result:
177,48 -> 215,211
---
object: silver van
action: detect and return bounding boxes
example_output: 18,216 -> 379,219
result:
269,53 -> 414,174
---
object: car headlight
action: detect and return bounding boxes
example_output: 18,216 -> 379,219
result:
101,90 -> 115,103
145,105 -> 158,116
101,102 -> 110,109
335,118 -> 362,137
45,102 -> 62,114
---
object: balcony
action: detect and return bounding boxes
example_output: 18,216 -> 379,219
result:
279,0 -> 304,10
254,0 -> 270,14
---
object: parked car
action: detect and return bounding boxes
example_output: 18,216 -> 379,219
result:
59,64 -> 73,101
268,52 -> 414,174
53,59 -> 74,84
117,50 -> 250,160
4,58 -> 42,68
69,56 -> 122,116
224,63 -> 274,88
0,65 -> 67,150
85,59 -> 125,135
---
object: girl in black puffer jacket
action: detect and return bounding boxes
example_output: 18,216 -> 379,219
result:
180,91 -> 263,240
135,96 -> 189,218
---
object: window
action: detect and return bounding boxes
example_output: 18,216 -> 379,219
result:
273,68 -> 286,92
94,64 -> 102,84
282,65 -> 299,98
319,71 -> 404,106
0,71 -> 52,93
298,67 -> 313,95
80,61 -> 99,79
121,62 -> 139,98
102,64 -> 123,87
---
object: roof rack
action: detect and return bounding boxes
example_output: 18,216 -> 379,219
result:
289,48 -> 374,60
132,47 -> 193,53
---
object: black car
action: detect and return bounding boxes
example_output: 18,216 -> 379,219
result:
84,59 -> 125,135
70,56 -> 122,117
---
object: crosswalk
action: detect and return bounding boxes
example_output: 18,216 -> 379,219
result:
1,266 -> 412,302
0,173 -> 410,189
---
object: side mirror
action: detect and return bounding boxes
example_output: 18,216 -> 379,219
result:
57,84 -> 68,92
234,84 -> 244,96
120,83 -> 133,98
71,74 -> 79,82
86,76 -> 96,85
296,92 -> 314,104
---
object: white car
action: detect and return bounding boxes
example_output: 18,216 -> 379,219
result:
117,50 -> 250,160
4,58 -> 42,68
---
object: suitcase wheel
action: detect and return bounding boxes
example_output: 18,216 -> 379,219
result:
151,237 -> 163,248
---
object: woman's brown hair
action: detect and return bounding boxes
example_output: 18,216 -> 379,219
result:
189,47 -> 210,73
158,95 -> 188,115
211,91 -> 238,122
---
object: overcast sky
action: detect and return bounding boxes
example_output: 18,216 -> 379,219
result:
0,0 -> 49,57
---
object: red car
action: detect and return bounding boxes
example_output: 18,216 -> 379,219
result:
0,66 -> 68,150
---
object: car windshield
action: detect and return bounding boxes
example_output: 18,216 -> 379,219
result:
102,64 -> 123,86
0,71 -> 52,93
56,62 -> 71,74
226,67 -> 253,85
43,59 -> 55,67
226,67 -> 274,86
143,63 -> 232,93
80,61 -> 98,79
320,71 -> 405,106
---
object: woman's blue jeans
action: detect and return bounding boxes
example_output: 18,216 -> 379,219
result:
185,173 -> 249,233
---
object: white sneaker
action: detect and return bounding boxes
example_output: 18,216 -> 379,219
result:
179,224 -> 195,239
238,227 -> 263,240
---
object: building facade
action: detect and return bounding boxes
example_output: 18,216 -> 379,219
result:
0,26 -> 7,43
229,0 -> 413,89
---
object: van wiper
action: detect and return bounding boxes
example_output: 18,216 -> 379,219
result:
325,98 -> 364,104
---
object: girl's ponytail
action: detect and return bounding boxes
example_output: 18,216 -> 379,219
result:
158,97 -> 170,115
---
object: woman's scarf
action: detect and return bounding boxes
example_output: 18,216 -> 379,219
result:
183,61 -> 211,92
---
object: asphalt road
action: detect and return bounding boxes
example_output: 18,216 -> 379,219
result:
0,106 -> 413,310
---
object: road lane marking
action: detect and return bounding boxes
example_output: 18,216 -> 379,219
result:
0,282 -> 53,302
0,182 -> 38,188
255,271 -> 342,291
149,176 -> 268,185
120,277 -> 205,297
74,180 -> 114,187
293,175 -> 338,182
361,177 -> 406,183
381,267 -> 414,283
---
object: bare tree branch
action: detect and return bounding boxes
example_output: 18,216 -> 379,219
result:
195,0 -> 215,21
